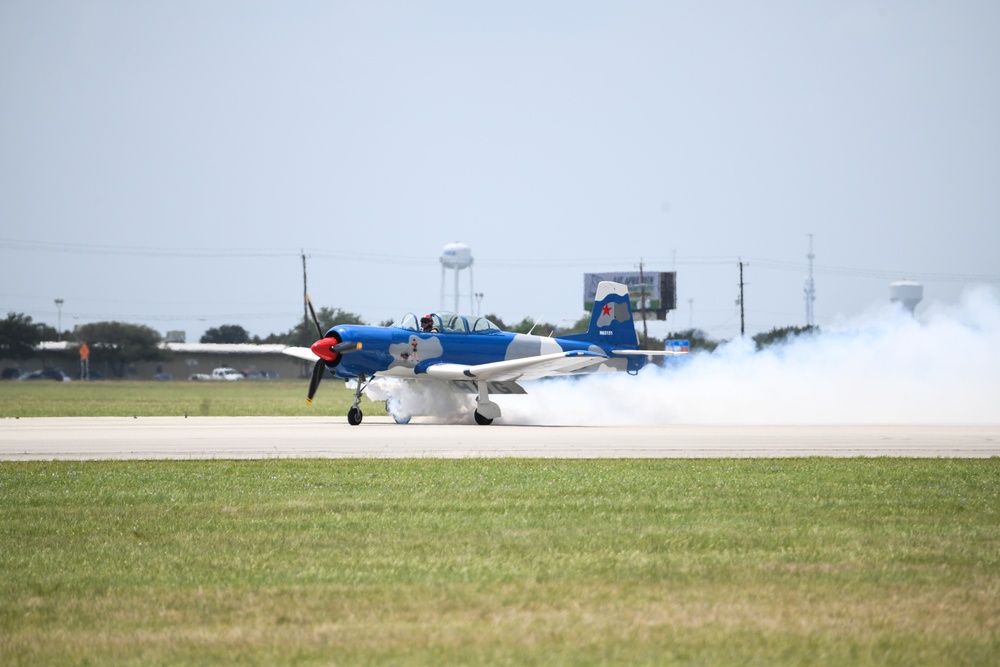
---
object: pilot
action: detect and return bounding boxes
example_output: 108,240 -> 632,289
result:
420,314 -> 439,333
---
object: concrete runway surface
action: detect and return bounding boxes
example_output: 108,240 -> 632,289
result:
1,417 -> 998,460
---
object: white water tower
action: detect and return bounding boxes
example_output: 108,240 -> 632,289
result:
889,280 -> 923,314
440,242 -> 474,312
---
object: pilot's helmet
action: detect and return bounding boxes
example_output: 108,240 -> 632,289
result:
420,314 -> 433,328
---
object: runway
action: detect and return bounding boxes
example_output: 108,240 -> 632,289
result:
1,417 -> 998,460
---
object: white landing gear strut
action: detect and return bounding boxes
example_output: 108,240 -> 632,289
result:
474,380 -> 501,426
347,373 -> 368,426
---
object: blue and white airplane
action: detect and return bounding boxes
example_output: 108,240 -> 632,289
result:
283,281 -> 689,425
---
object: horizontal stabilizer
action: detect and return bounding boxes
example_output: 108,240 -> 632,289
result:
612,339 -> 690,357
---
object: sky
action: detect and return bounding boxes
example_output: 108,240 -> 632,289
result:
2,1 -> 999,343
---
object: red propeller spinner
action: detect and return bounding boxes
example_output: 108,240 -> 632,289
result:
311,333 -> 361,365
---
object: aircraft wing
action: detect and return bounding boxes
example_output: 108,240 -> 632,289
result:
282,346 -> 320,362
425,350 -> 609,383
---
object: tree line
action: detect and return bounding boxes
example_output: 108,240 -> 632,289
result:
1,309 -> 817,379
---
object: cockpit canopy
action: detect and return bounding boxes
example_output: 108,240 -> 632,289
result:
395,311 -> 502,334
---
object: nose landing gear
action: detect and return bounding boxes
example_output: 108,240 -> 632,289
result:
346,373 -> 369,426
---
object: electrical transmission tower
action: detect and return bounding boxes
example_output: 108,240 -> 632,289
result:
804,234 -> 816,326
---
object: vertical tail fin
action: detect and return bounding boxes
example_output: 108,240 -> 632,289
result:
569,281 -> 639,348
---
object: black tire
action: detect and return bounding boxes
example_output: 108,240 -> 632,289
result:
474,410 -> 494,426
347,407 -> 363,426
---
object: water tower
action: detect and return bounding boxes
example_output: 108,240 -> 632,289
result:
440,242 -> 474,312
889,280 -> 923,314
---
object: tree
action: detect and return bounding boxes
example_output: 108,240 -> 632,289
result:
74,321 -> 168,378
35,322 -> 59,341
260,307 -> 367,345
752,325 -> 818,350
558,314 -> 592,336
0,312 -> 43,361
505,317 -> 560,336
315,307 -> 366,330
200,324 -> 251,344
483,313 -> 508,331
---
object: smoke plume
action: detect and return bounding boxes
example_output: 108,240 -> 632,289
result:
365,377 -> 476,425
498,286 -> 1000,426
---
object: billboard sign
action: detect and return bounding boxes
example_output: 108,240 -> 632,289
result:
584,271 -> 676,319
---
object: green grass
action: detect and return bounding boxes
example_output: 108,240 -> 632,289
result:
1,459 -> 998,666
0,380 -> 388,418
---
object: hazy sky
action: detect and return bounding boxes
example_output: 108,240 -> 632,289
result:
2,1 -> 998,342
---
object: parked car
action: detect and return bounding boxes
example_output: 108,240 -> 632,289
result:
244,370 -> 280,380
189,367 -> 244,381
19,368 -> 72,382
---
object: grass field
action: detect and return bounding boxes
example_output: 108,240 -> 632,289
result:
1,382 -> 998,664
0,379 -> 388,418
1,458 -> 998,666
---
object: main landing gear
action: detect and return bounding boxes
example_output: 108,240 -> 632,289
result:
473,380 -> 500,426
385,398 -> 412,425
346,376 -> 499,426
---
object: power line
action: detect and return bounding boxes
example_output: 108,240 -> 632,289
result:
5,236 -> 997,282
747,257 -> 999,283
0,237 -> 301,258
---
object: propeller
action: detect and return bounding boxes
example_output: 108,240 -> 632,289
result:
304,296 -> 362,405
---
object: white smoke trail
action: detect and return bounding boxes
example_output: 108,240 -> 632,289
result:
364,377 -> 475,424
498,285 -> 1000,426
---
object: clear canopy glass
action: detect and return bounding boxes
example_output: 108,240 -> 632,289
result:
394,312 -> 502,334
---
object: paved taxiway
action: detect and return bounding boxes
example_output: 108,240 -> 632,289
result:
1,417 -> 998,460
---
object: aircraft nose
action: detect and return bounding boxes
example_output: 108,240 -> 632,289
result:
311,336 -> 344,362
311,335 -> 363,364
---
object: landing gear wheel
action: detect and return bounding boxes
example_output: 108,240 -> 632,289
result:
474,410 -> 494,426
386,401 -> 411,425
345,373 -> 368,426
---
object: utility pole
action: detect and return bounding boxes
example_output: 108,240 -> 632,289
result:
739,260 -> 745,337
54,299 -> 64,341
301,251 -> 309,347
638,259 -> 648,348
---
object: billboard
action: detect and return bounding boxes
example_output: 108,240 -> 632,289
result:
584,271 -> 676,319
